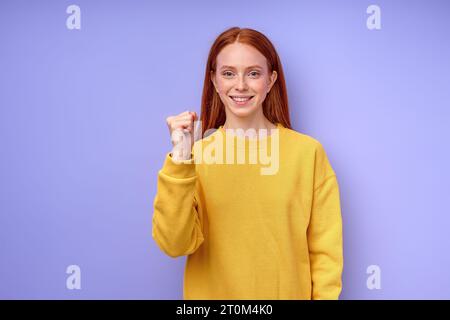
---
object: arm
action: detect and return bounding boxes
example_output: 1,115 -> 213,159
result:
151,152 -> 205,258
307,143 -> 344,299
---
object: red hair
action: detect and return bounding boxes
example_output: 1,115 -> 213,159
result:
200,27 -> 292,137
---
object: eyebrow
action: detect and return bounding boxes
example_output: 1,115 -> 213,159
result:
219,65 -> 263,70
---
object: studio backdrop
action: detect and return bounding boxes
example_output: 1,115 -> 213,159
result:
1,0 -> 449,299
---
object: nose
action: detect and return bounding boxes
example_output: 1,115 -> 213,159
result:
235,74 -> 248,91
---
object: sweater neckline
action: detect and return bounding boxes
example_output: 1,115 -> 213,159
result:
217,122 -> 283,149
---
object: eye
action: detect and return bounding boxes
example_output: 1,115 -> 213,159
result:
249,71 -> 260,77
222,71 -> 234,77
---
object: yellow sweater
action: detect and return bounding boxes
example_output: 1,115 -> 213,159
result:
152,123 -> 343,300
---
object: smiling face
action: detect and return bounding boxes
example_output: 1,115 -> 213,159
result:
211,42 -> 277,120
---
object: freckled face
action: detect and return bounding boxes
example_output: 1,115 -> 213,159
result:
211,42 -> 277,118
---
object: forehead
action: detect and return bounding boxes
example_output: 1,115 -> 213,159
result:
216,42 -> 267,69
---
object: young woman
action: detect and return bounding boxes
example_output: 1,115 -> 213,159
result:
152,27 -> 343,300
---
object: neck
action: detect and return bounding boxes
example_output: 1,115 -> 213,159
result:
223,112 -> 276,132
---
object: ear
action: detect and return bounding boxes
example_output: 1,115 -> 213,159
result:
268,70 -> 278,93
210,70 -> 218,93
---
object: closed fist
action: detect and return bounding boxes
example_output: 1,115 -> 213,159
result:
166,110 -> 199,161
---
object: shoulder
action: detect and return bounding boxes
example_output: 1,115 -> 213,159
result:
280,127 -> 334,175
280,126 -> 325,153
289,129 -> 337,181
191,127 -> 222,159
193,127 -> 220,148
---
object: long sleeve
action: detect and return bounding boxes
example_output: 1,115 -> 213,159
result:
307,143 -> 344,299
151,152 -> 205,258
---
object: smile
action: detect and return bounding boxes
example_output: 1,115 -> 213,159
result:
229,95 -> 254,105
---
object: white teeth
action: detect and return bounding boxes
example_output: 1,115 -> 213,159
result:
231,96 -> 252,102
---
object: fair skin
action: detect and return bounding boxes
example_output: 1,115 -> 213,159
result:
166,41 -> 278,160
211,42 -> 278,135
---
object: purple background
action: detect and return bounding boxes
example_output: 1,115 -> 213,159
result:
1,0 -> 449,299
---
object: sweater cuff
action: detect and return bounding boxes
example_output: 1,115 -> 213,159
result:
160,152 -> 196,179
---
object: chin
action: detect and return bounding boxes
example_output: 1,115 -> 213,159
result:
226,104 -> 258,118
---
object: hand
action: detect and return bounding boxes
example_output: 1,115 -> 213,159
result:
166,110 -> 198,161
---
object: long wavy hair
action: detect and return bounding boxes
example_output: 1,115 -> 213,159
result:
200,27 -> 292,137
